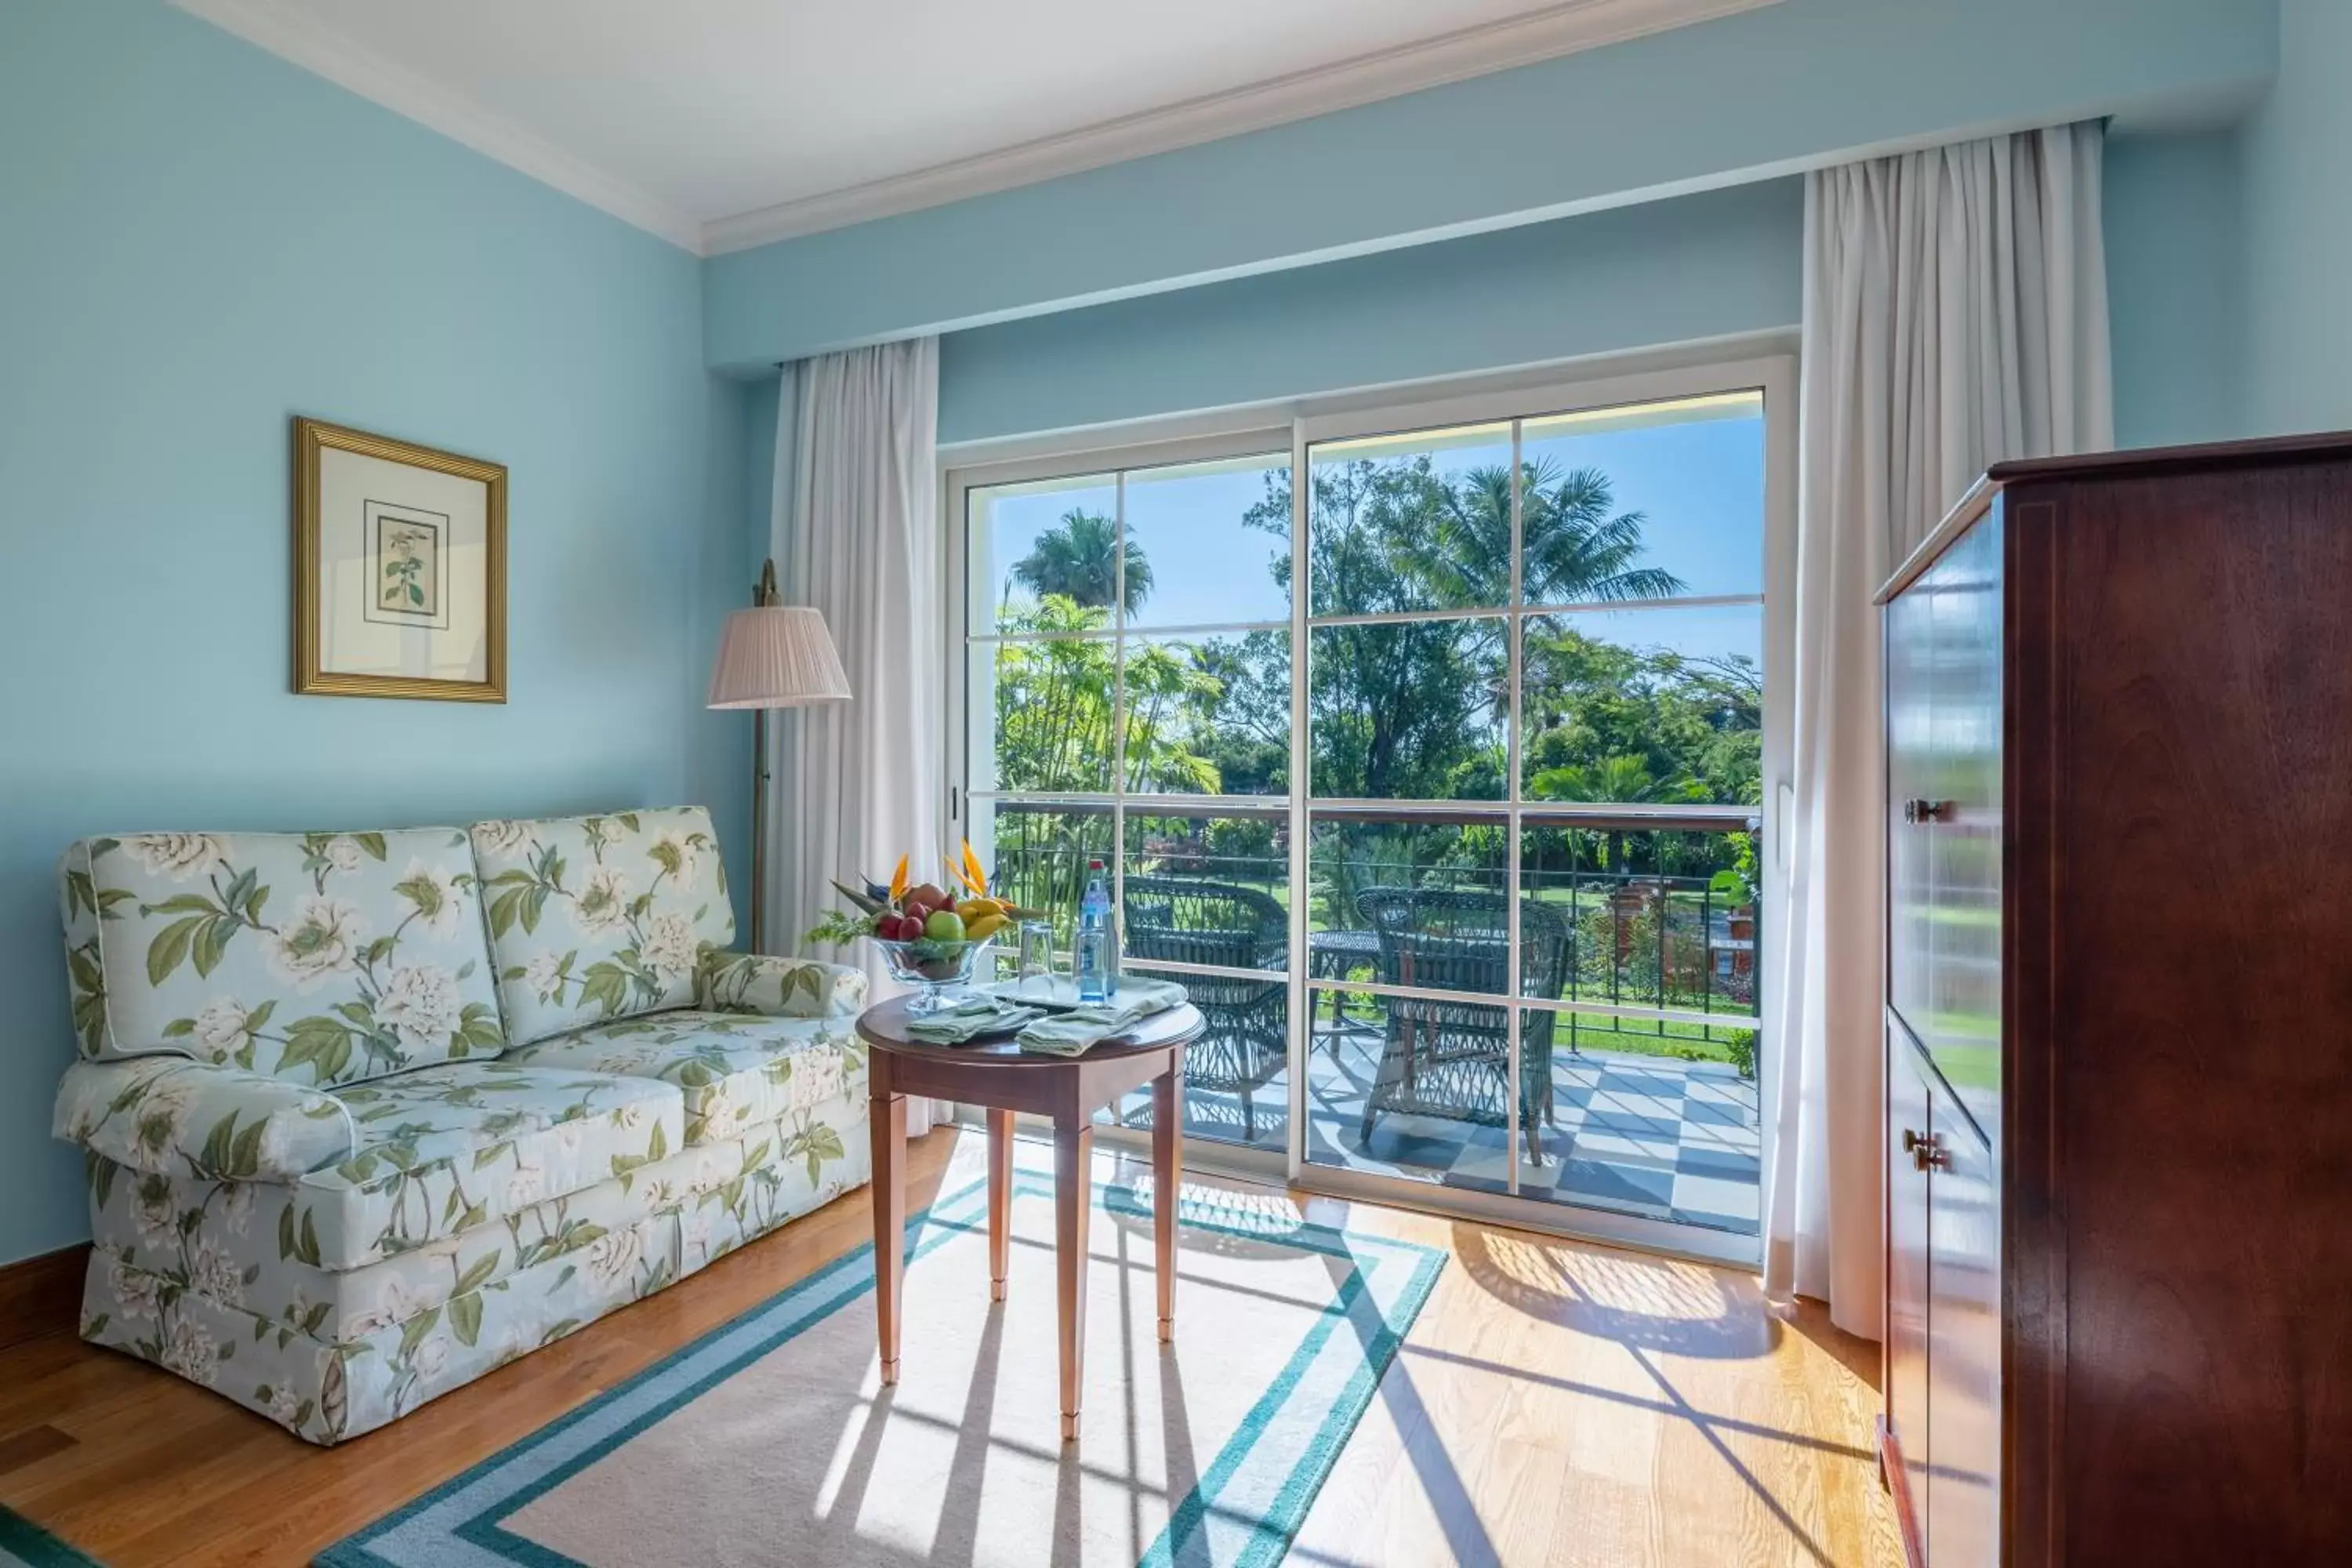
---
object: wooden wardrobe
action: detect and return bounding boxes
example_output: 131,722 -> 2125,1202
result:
1877,434 -> 2352,1568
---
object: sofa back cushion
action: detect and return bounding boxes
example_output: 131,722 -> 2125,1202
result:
60,827 -> 506,1086
470,807 -> 734,1047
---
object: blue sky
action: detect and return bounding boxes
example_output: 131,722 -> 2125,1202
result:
968,397 -> 1763,665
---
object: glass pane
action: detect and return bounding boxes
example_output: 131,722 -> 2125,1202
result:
1123,809 -> 1288,929
1304,987 -> 1514,1190
968,801 -> 1112,969
1309,619 -> 1505,799
967,472 -> 1124,633
1305,421 -> 1515,615
1520,606 -> 1763,806
971,637 -> 1116,793
1122,452 -> 1291,629
1307,813 -> 1506,996
1519,1007 -> 1761,1235
1099,989 -> 1288,1154
1519,391 -> 1764,604
1122,631 -> 1289,796
1517,822 -> 1759,1019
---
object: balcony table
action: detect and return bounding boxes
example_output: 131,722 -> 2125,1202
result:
855,993 -> 1202,1441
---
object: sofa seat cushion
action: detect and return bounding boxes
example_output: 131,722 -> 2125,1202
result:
470,808 -> 735,1047
504,1011 -> 864,1147
60,827 -> 505,1084
83,1079 -> 869,1354
55,1056 -> 358,1184
289,1061 -> 683,1270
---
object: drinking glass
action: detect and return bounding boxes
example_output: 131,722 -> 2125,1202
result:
1016,920 -> 1055,997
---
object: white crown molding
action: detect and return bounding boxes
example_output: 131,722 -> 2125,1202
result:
173,0 -> 1777,260
169,0 -> 706,252
702,0 -> 1783,254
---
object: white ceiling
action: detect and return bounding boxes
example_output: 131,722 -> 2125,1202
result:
172,0 -> 1776,254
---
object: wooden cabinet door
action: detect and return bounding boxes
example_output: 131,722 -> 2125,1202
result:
1926,1103 -> 2001,1568
1885,1024 -> 1934,1560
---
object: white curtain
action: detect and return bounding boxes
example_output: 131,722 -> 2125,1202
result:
768,336 -> 946,1136
1765,122 -> 2111,1338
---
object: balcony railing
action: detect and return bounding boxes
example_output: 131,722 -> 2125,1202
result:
974,800 -> 1761,1063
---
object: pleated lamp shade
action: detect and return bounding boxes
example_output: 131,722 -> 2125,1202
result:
706,605 -> 851,709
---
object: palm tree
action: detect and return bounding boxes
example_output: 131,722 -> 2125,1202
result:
1528,753 -> 1680,805
1402,459 -> 1686,607
1528,753 -> 1691,875
1523,463 -> 1687,604
1008,510 -> 1154,614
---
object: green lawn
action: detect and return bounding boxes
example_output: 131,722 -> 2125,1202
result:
1315,995 -> 1756,1076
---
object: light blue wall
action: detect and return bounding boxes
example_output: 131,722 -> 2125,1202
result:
2241,0 -> 2352,436
705,0 -> 2274,368
0,0 -> 749,1265
2105,129 -> 2248,448
938,178 -> 1802,445
931,133 -> 2246,456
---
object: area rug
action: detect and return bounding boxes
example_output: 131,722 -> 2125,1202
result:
319,1169 -> 1444,1568
0,1507 -> 103,1568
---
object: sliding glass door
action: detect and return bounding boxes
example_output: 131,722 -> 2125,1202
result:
961,442 -> 1296,1154
952,361 -> 1784,1260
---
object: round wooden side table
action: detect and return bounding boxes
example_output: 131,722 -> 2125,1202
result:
855,995 -> 1203,1441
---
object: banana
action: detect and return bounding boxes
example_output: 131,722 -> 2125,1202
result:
964,912 -> 1009,942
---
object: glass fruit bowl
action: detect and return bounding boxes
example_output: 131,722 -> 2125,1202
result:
870,935 -> 996,1014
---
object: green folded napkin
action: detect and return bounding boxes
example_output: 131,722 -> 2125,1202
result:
1015,979 -> 1188,1057
905,996 -> 1044,1044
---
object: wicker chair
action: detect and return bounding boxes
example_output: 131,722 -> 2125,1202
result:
1352,887 -> 1571,1162
1121,875 -> 1290,1142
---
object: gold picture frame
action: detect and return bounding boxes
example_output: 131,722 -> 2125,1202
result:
293,416 -> 506,702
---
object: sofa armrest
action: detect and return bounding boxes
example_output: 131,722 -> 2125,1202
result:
53,1056 -> 354,1183
698,951 -> 869,1019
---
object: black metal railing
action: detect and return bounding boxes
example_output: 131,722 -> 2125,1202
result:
974,801 -> 1759,1073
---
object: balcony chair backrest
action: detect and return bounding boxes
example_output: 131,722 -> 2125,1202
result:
1353,886 -> 1570,1000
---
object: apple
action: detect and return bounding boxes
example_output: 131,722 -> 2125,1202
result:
907,883 -> 951,913
923,909 -> 966,942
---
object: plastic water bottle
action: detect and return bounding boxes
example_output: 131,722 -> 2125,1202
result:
1076,859 -> 1112,1004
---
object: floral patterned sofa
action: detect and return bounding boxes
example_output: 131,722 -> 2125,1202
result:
51,807 -> 869,1445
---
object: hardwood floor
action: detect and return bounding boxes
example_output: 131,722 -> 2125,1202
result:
0,1127 -> 1901,1566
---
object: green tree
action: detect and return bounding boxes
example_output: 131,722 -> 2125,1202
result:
1387,459 -> 1687,608
989,591 -> 1225,797
1244,456 -> 1689,804
1009,510 -> 1154,615
1523,624 -> 1760,807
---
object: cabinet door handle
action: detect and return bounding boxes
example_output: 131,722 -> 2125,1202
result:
1902,799 -> 1955,825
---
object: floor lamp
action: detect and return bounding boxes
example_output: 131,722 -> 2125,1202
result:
706,559 -> 851,953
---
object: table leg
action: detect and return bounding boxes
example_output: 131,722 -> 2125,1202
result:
870,1089 -> 906,1385
1153,1062 -> 1182,1343
1054,1116 -> 1093,1442
987,1107 -> 1014,1302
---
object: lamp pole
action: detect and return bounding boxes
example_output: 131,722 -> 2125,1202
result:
750,558 -> 779,953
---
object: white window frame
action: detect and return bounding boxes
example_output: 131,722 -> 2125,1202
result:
942,339 -> 1796,1268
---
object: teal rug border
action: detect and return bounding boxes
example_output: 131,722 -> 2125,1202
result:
317,1171 -> 1445,1568
0,1506 -> 105,1568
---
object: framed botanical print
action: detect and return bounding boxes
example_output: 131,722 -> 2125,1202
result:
293,417 -> 506,702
